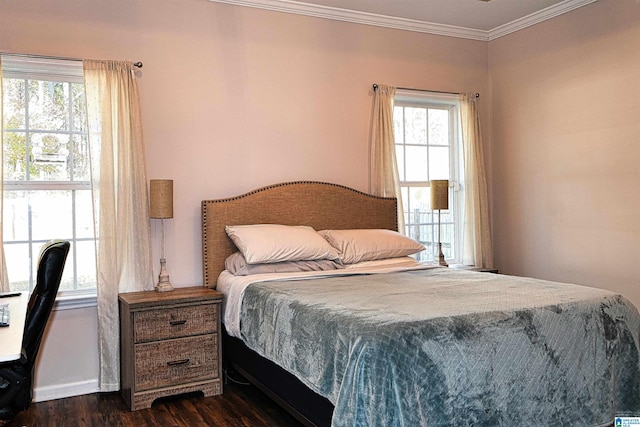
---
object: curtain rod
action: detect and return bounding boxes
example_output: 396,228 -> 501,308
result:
1,52 -> 142,68
372,83 -> 479,98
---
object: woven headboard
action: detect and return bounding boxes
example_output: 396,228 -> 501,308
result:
201,181 -> 398,288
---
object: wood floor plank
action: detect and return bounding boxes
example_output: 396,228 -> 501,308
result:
2,380 -> 302,427
1,383 -> 619,427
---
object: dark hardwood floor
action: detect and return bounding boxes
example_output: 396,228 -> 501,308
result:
3,379 -> 617,427
3,375 -> 303,427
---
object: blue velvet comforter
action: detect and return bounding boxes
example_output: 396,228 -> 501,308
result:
238,268 -> 640,426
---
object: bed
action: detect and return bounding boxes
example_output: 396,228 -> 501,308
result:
201,181 -> 640,427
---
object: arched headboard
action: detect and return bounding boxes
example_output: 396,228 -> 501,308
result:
201,181 -> 398,288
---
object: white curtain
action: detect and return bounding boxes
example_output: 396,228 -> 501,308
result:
0,58 -> 9,292
84,60 -> 154,392
370,84 -> 405,232
460,93 -> 494,268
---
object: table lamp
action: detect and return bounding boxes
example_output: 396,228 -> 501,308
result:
430,179 -> 449,267
150,179 -> 174,292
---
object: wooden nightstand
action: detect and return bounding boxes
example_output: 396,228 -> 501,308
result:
119,286 -> 223,410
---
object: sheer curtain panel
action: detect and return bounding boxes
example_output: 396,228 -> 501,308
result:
83,60 -> 154,392
460,93 -> 493,268
0,58 -> 9,292
370,84 -> 404,232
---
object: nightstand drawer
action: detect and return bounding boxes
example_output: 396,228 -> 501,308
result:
134,303 -> 218,343
134,334 -> 218,391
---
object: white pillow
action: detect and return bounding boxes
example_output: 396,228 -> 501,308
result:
225,251 -> 343,276
319,229 -> 425,264
225,224 -> 340,264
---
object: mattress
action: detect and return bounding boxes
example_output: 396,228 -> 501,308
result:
218,262 -> 640,426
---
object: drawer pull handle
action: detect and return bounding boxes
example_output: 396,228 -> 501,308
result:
169,320 -> 187,326
167,358 -> 190,367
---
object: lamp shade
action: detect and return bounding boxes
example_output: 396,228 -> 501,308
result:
430,180 -> 449,210
149,179 -> 173,219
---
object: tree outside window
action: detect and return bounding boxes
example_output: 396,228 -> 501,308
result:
2,57 -> 96,294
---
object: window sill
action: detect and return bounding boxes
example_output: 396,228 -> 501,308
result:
53,291 -> 97,311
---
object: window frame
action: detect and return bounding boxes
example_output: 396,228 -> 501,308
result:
394,90 -> 464,264
2,55 -> 97,303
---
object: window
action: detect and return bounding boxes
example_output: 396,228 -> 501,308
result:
393,90 -> 463,263
2,55 -> 96,295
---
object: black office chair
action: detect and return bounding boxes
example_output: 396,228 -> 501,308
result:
0,240 -> 70,421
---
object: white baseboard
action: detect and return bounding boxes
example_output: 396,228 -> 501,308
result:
33,379 -> 100,402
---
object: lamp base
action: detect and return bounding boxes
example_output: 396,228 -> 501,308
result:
155,258 -> 174,292
436,242 -> 448,267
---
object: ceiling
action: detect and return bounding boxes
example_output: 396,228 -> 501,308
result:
208,0 -> 598,40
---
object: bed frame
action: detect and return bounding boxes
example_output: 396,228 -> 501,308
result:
201,181 -> 398,426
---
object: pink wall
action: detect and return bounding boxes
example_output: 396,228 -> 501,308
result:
1,0 -> 488,395
0,0 -> 489,287
489,0 -> 640,308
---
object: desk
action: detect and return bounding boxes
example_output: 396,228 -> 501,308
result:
0,293 -> 28,363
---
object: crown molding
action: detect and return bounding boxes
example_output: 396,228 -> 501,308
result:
488,0 -> 598,41
208,0 -> 488,41
208,0 -> 598,42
